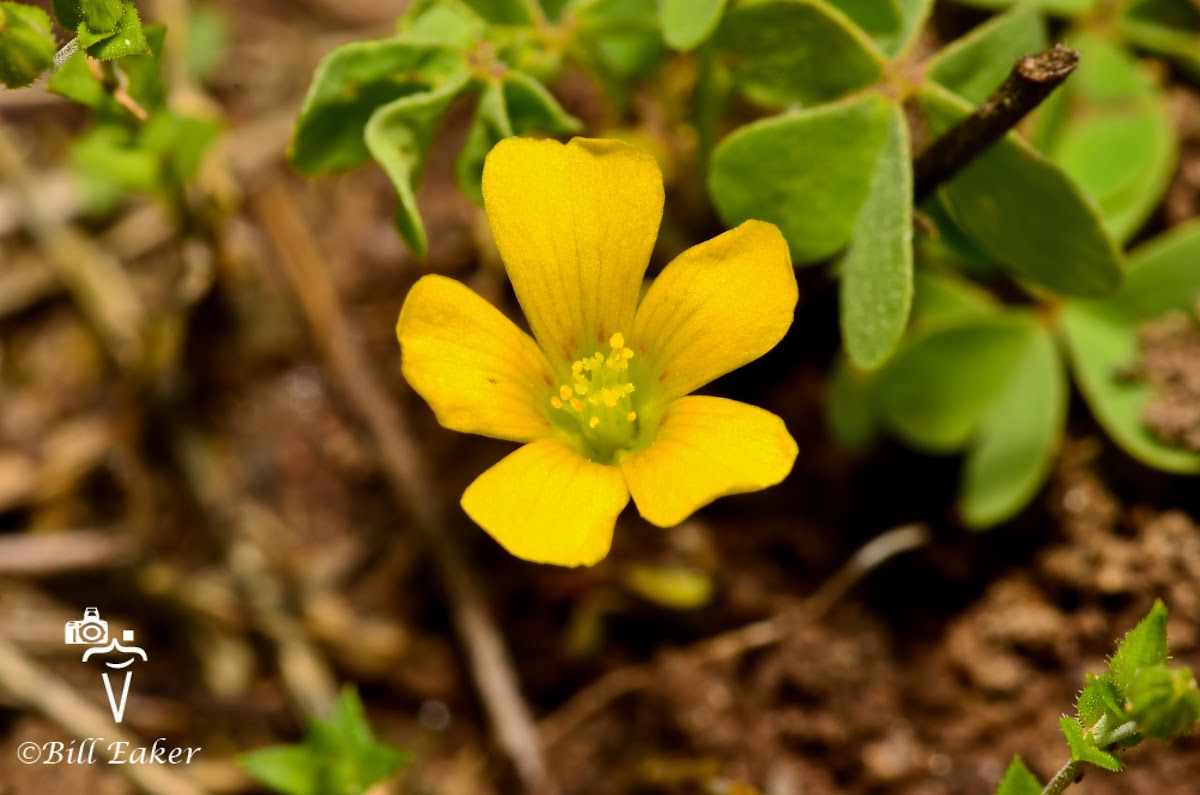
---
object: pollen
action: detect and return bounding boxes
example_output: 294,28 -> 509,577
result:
550,330 -> 641,458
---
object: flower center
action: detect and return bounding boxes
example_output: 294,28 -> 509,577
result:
550,332 -> 640,461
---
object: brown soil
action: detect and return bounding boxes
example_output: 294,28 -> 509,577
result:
1138,307 -> 1200,452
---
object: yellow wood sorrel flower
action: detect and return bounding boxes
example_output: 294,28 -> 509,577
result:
397,137 -> 798,566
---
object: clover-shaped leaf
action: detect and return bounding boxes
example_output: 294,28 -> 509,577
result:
839,99 -> 913,370
1060,222 -> 1200,474
659,0 -> 726,50
960,321 -> 1065,527
710,92 -> 889,263
717,0 -> 883,108
365,71 -> 472,257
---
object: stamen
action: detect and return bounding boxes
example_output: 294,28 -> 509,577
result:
549,330 -> 642,459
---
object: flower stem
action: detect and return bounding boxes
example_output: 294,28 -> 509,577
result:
913,44 -> 1079,202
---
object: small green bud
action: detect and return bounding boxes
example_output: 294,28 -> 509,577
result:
1125,666 -> 1200,740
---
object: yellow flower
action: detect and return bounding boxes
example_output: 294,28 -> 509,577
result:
397,137 -> 798,567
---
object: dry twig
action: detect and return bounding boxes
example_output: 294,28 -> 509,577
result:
914,44 -> 1080,202
252,179 -> 546,789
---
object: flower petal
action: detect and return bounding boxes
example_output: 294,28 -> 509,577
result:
620,396 -> 797,527
462,439 -> 630,566
633,220 -> 796,402
398,274 -> 554,443
482,137 -> 664,362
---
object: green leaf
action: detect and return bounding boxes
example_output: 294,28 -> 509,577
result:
1110,600 -> 1169,696
81,0 -> 123,32
573,0 -> 663,82
914,200 -> 999,281
1060,715 -> 1123,772
1119,0 -> 1200,75
709,92 -> 889,263
53,0 -> 81,29
949,0 -> 1095,15
241,687 -> 409,795
461,0 -> 534,24
1034,33 -> 1176,243
0,2 -> 56,88
48,24 -> 166,117
86,1 -> 151,60
290,39 -> 467,175
918,84 -> 1124,299
1124,666 -> 1200,740
659,0 -> 726,50
876,0 -> 932,57
840,99 -> 912,370
139,110 -> 221,184
1078,673 -> 1125,729
1060,304 -> 1200,474
400,0 -> 489,48
716,0 -> 883,108
961,321 -> 1065,527
455,70 -> 580,204
1110,221 -> 1200,321
826,0 -> 900,34
241,746 -> 318,795
184,4 -> 230,83
826,356 -> 880,451
877,316 -> 1030,452
995,757 -> 1042,795
910,269 -> 996,334
365,72 -> 471,257
70,124 -> 160,211
1059,222 -> 1200,474
925,5 -> 1047,105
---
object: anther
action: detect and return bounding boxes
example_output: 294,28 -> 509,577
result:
589,416 -> 600,429
551,396 -> 562,409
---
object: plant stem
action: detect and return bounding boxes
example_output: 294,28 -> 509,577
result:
1043,759 -> 1086,795
1041,720 -> 1139,795
913,44 -> 1079,202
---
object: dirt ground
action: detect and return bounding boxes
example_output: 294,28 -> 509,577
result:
1,2 -> 1199,794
